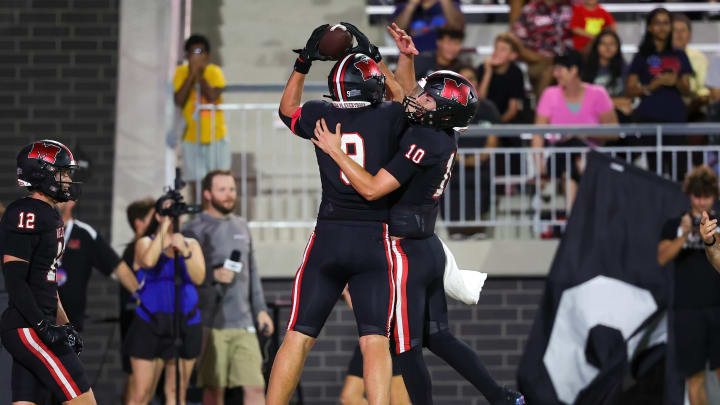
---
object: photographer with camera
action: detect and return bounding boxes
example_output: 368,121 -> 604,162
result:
181,170 -> 272,405
658,165 -> 720,405
124,195 -> 205,405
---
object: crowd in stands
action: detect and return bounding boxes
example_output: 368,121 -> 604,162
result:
387,0 -> 720,233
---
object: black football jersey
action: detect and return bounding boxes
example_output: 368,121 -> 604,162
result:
288,100 -> 407,222
0,197 -> 64,330
384,126 -> 458,238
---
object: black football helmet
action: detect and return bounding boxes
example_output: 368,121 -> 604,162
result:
16,140 -> 80,202
327,53 -> 385,107
403,70 -> 479,129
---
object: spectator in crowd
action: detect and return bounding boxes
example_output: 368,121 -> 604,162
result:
511,0 -> 573,98
181,170 -> 273,405
413,27 -> 466,80
570,0 -> 615,53
125,208 -> 205,405
392,0 -> 465,53
626,8 -> 692,123
56,200 -> 139,332
173,34 -> 229,200
658,166 -> 720,405
477,33 -> 526,124
626,8 -> 692,176
672,13 -> 710,121
532,50 -> 618,209
581,29 -> 632,122
119,198 -> 156,404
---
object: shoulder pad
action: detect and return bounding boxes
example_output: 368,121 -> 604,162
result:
1,198 -> 61,234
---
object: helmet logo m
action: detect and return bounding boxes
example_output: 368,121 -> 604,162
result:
354,59 -> 382,81
440,78 -> 470,106
28,142 -> 61,164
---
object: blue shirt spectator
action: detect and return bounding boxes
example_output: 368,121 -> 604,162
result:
626,8 -> 693,123
392,0 -> 465,53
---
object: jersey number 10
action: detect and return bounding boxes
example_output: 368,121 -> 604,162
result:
339,133 -> 365,185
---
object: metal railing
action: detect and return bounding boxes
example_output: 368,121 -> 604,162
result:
194,102 -> 720,238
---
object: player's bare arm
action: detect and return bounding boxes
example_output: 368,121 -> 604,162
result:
312,118 -> 400,200
387,23 -> 419,96
700,211 -> 720,272
56,291 -> 70,325
279,24 -> 330,119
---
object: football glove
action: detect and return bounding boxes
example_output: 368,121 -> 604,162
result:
63,324 -> 83,355
35,319 -> 71,353
341,21 -> 382,63
293,24 -> 331,73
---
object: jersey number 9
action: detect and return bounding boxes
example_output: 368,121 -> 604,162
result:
339,133 -> 365,185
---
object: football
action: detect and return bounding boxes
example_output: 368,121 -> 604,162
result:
319,24 -> 353,60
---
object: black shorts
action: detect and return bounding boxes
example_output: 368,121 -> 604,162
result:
287,220 -> 394,338
672,307 -> 720,377
123,315 -> 202,360
391,235 -> 447,354
1,328 -> 90,402
346,344 -> 401,377
119,308 -> 135,373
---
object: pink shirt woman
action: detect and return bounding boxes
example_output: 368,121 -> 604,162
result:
532,50 -> 618,209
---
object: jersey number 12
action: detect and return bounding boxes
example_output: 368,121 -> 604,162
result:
339,133 -> 365,185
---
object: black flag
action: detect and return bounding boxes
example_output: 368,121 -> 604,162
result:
517,151 -> 687,405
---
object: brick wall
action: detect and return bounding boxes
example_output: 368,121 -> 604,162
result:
0,1 -> 121,403
261,277 -> 543,405
0,0 -> 118,234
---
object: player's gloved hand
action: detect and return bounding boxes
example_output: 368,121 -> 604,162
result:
35,319 -> 72,353
342,21 -> 382,63
62,324 -> 83,355
292,24 -> 331,74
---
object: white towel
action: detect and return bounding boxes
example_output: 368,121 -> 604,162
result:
440,238 -> 487,305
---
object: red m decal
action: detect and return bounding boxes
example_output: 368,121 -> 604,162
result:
27,142 -> 61,164
440,78 -> 471,106
354,58 -> 382,81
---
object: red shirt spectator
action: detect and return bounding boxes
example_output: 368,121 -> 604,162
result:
570,0 -> 615,52
512,0 -> 573,57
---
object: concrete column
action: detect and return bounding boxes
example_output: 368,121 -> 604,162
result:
111,0 -> 185,246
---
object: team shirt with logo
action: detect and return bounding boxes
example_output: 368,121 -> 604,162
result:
287,100 -> 407,222
0,197 -> 64,331
629,48 -> 693,122
570,5 -> 615,51
384,125 -> 458,238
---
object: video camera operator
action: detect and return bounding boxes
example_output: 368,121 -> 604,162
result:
124,195 -> 205,405
658,165 -> 720,405
181,170 -> 272,405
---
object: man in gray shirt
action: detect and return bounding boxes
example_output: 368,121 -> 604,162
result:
182,170 -> 273,405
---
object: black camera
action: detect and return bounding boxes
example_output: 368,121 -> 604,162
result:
155,168 -> 201,217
